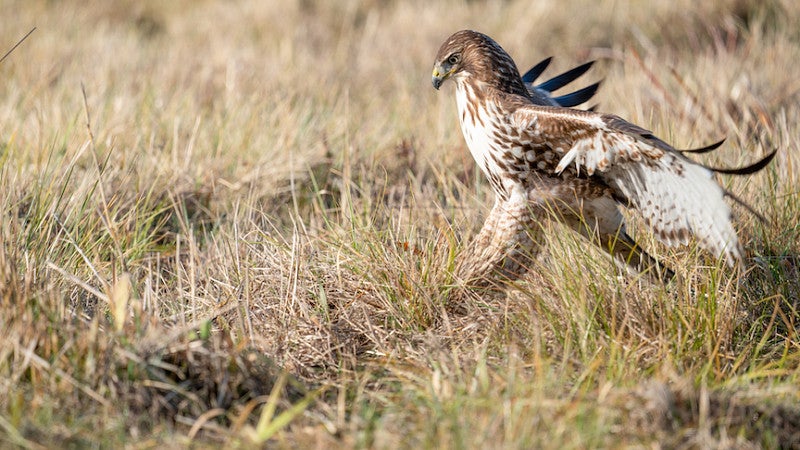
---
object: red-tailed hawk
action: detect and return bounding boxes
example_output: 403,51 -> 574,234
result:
431,30 -> 775,288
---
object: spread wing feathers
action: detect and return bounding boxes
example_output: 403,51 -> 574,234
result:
677,138 -> 777,176
522,57 -> 599,108
515,107 -> 744,265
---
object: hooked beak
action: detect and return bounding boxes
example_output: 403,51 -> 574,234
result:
432,64 -> 448,90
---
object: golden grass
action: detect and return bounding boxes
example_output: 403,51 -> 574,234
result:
1,0 -> 799,447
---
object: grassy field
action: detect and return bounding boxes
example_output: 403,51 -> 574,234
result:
1,0 -> 799,448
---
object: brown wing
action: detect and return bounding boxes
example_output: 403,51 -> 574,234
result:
509,106 -> 746,265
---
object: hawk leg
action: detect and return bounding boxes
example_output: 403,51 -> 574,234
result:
456,198 -> 543,292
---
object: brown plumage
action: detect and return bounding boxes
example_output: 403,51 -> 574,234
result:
431,30 -> 775,289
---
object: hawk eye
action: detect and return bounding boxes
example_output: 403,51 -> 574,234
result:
447,54 -> 460,65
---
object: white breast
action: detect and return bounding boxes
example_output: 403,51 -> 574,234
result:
455,82 -> 521,198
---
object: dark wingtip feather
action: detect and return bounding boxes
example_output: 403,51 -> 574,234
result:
537,60 -> 596,92
703,148 -> 778,175
725,189 -> 770,224
679,138 -> 726,154
522,57 -> 553,83
553,81 -> 601,107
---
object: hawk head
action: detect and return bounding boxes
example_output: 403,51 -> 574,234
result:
432,30 -> 528,96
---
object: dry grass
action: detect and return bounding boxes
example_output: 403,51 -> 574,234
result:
1,0 -> 799,448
